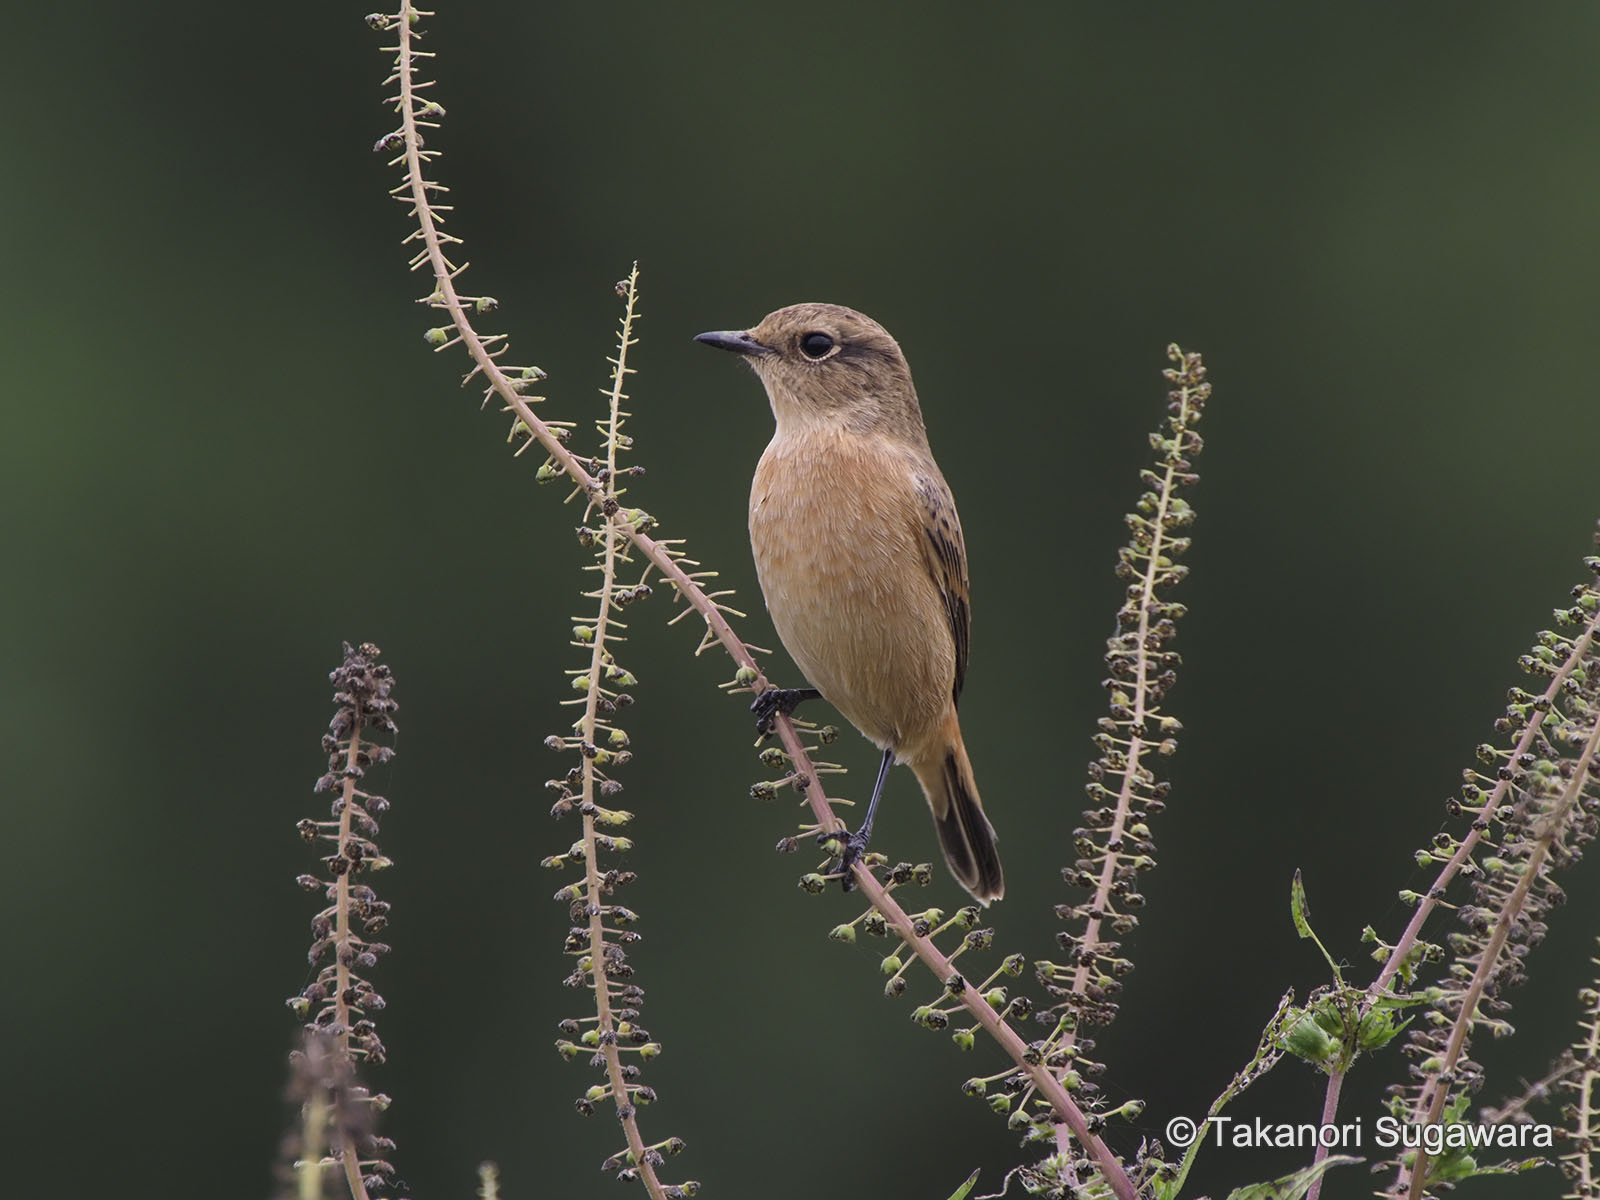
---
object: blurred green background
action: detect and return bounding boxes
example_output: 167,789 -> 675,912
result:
5,4 -> 1599,1198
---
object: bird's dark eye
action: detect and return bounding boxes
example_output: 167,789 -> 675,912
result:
800,332 -> 835,359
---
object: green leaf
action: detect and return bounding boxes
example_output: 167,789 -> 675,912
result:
1289,870 -> 1343,985
1370,992 -> 1430,1011
1355,1006 -> 1413,1050
943,1169 -> 980,1200
1415,1096 -> 1550,1186
1444,1157 -> 1547,1179
1223,1155 -> 1363,1199
1290,868 -> 1313,939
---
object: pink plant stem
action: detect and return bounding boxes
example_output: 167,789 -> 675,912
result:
1402,708 -> 1600,1200
1371,611 -> 1599,1006
1373,610 -> 1599,1196
1304,1068 -> 1344,1200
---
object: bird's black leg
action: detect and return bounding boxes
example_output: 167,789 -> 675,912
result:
821,747 -> 895,892
751,686 -> 821,735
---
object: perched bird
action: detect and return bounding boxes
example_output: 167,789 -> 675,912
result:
695,303 -> 1003,904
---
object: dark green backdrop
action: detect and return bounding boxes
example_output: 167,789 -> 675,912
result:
6,4 -> 1599,1198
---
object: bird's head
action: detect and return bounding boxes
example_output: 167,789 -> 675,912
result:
696,302 -> 925,440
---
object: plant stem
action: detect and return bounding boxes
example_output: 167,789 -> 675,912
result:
1400,709 -> 1600,1199
574,270 -> 666,1200
1304,1068 -> 1345,1200
335,732 -> 374,1200
1053,372 -> 1199,1160
1369,609 -> 1600,1007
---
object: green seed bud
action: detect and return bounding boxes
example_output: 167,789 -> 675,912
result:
1283,1014 -> 1336,1063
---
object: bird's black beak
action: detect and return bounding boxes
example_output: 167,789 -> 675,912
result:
694,329 -> 775,358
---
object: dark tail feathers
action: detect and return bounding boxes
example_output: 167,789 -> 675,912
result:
918,740 -> 1003,905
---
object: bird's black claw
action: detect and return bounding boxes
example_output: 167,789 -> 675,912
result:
816,827 -> 871,892
751,686 -> 819,735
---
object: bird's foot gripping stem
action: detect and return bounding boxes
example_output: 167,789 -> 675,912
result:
751,686 -> 820,735
817,827 -> 872,893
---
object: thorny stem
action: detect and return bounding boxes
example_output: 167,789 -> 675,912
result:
1399,707 -> 1600,1200
1371,607 -> 1600,1005
1576,961 -> 1600,1199
1479,1052 -> 1583,1125
334,734 -> 375,1200
1053,371 -> 1199,1161
388,7 -> 1135,1196
575,270 -> 666,1200
773,715 -> 1137,1200
1299,606 -> 1600,1199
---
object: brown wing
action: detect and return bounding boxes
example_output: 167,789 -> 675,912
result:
915,473 -> 971,706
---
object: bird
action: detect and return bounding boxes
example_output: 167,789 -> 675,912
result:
695,303 -> 1003,904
